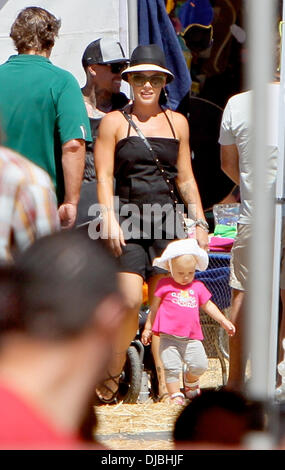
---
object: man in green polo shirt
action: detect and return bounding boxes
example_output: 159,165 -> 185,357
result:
0,7 -> 91,229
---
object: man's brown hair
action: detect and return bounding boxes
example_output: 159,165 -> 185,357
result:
10,7 -> 61,53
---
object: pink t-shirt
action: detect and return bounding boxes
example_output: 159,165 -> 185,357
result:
152,277 -> 212,340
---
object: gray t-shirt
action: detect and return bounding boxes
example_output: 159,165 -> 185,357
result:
219,83 -> 279,224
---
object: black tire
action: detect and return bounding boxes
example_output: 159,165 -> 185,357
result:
118,345 -> 143,403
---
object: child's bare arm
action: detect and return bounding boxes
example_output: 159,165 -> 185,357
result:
201,300 -> 236,336
141,296 -> 161,345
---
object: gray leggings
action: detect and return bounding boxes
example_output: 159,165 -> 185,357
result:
159,333 -> 208,383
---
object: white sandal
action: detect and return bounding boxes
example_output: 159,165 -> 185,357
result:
184,379 -> 201,399
170,392 -> 185,405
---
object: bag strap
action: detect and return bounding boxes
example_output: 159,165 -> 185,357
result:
120,110 -> 179,207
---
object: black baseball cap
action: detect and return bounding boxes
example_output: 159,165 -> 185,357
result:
82,37 -> 128,67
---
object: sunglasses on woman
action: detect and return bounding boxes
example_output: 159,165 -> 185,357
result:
129,73 -> 166,88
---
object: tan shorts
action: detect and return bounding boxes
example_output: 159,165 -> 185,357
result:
229,223 -> 251,291
280,218 -> 285,290
230,219 -> 285,291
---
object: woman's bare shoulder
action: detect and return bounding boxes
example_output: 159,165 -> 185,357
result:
100,110 -> 124,124
164,108 -> 189,138
169,109 -> 188,126
98,110 -> 127,136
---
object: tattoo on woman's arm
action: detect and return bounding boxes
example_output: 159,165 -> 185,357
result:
177,180 -> 196,204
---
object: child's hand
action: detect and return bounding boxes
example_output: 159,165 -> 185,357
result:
141,328 -> 152,345
221,318 -> 236,336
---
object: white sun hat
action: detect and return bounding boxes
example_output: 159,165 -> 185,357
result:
153,238 -> 209,272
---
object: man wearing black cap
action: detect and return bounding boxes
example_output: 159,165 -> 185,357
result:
81,37 -> 129,116
76,38 -> 129,225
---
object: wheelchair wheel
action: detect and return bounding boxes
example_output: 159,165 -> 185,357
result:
118,344 -> 143,403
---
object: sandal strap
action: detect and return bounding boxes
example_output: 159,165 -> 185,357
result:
170,392 -> 185,400
184,379 -> 200,390
96,371 -> 121,404
185,388 -> 201,399
107,371 -> 121,385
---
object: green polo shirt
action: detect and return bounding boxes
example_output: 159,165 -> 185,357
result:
0,54 -> 91,204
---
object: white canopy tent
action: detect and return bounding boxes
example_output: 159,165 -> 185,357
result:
0,0 -> 130,87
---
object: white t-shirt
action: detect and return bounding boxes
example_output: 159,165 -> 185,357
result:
219,83 -> 279,224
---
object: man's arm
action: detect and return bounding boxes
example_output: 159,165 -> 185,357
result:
58,138 -> 85,229
220,144 -> 240,185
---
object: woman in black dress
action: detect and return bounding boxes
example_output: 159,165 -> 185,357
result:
94,44 -> 209,402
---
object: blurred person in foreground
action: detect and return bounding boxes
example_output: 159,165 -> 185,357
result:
173,388 -> 264,450
0,230 -> 125,449
0,139 -> 59,262
0,7 -> 91,229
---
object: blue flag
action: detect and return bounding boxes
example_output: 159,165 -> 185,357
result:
138,0 -> 191,110
179,0 -> 214,28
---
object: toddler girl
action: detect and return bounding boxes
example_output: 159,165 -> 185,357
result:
141,239 -> 235,405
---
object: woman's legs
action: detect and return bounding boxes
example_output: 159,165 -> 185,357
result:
97,272 -> 143,401
148,273 -> 169,399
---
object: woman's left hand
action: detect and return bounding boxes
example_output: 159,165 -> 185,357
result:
196,226 -> 209,252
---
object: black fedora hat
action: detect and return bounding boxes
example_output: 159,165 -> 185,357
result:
121,44 -> 174,83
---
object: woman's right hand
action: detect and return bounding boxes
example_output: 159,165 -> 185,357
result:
103,213 -> 126,257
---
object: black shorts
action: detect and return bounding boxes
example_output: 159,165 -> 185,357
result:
118,238 -> 171,281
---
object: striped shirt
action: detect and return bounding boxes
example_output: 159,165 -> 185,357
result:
0,146 -> 60,262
